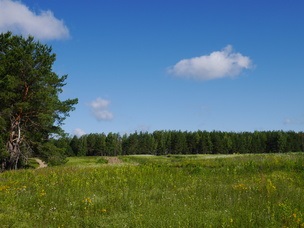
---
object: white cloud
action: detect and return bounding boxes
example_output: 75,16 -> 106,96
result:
283,118 -> 292,125
168,45 -> 252,80
73,128 -> 86,137
283,117 -> 304,125
89,98 -> 113,121
0,0 -> 70,40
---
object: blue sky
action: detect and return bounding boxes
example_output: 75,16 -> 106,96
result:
1,0 -> 304,136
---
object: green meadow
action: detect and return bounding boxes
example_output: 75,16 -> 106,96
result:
1,153 -> 304,227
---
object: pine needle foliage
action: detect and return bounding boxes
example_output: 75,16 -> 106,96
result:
0,32 -> 78,170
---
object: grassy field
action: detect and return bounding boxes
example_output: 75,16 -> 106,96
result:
1,153 -> 304,227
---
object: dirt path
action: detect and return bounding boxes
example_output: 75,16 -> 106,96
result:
104,157 -> 123,164
35,158 -> 48,169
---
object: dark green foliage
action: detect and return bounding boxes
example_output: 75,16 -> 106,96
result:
53,136 -> 74,157
171,131 -> 188,154
105,133 -> 122,156
96,157 -> 108,164
0,137 -> 9,168
122,132 -> 139,155
38,142 -> 67,166
81,133 -> 107,156
72,135 -> 88,156
210,131 -> 227,154
0,32 -> 77,170
153,131 -> 167,155
138,132 -> 156,154
66,130 -> 304,157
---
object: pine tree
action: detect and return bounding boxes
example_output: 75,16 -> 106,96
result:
0,32 -> 77,170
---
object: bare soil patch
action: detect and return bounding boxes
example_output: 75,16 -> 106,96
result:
105,156 -> 123,164
35,158 -> 48,169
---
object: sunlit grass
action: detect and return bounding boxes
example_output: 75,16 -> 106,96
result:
0,153 -> 304,227
64,156 -> 108,167
26,158 -> 40,169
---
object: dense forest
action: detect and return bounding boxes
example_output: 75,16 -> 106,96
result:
53,130 -> 304,157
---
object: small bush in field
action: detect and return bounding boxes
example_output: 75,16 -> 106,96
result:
96,157 -> 108,164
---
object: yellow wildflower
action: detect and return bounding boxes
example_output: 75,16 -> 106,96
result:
0,186 -> 9,191
83,197 -> 93,205
233,183 -> 248,190
40,189 -> 46,196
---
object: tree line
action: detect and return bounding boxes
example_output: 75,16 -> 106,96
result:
1,32 -> 303,170
55,130 -> 304,157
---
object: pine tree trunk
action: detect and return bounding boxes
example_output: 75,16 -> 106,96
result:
7,118 -> 22,170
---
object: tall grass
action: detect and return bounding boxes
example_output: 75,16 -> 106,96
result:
0,153 -> 304,227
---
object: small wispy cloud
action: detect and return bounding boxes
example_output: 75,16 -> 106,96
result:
168,45 -> 252,80
283,117 -> 304,125
73,128 -> 86,137
0,0 -> 70,40
284,118 -> 292,125
89,97 -> 113,121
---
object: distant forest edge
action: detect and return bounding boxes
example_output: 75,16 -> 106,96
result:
55,130 -> 304,157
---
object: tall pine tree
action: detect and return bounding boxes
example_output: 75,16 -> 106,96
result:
0,32 -> 77,170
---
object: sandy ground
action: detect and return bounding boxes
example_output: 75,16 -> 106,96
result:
35,158 -> 48,169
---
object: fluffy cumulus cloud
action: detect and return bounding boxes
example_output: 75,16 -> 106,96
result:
0,0 -> 69,40
168,45 -> 252,80
73,128 -> 86,137
89,98 -> 114,121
